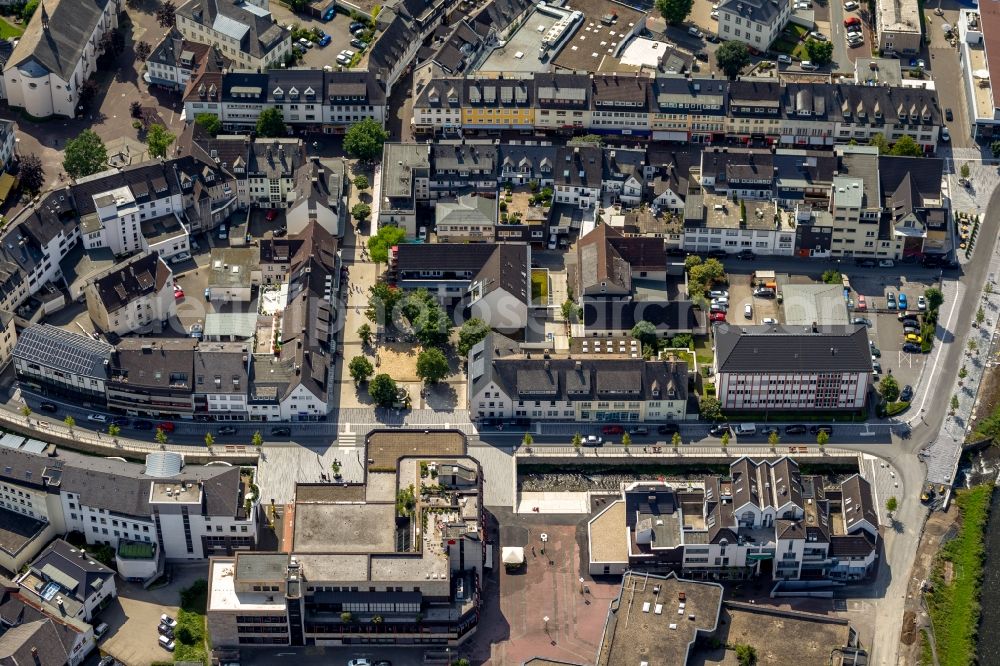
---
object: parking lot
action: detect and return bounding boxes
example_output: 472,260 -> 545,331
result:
98,566 -> 202,666
268,3 -> 368,68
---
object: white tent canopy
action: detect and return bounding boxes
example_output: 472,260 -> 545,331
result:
501,547 -> 525,565
974,69 -> 991,80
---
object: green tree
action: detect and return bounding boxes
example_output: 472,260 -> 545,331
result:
816,430 -> 829,447
108,424 -> 120,438
655,0 -> 693,24
63,130 -> 108,179
340,611 -> 353,623
155,427 -> 168,445
879,374 -> 900,402
622,433 -> 632,448
924,287 -> 944,311
885,496 -> 898,515
977,306 -> 986,326
672,431 -> 682,448
684,254 -> 703,271
368,373 -> 398,406
343,118 -> 389,161
699,396 -> 723,422
458,318 -> 491,357
19,405 -> 31,419
968,339 -> 978,353
135,40 -> 152,62
561,298 -> 580,323
411,301 -> 451,348
255,108 -> 286,138
21,0 -> 39,21
349,355 -> 375,384
573,433 -> 583,450
367,225 -> 406,264
155,0 -> 176,28
739,199 -> 747,222
768,430 -> 780,447
992,140 -> 1000,159
721,430 -> 730,447
204,433 -> 215,448
251,431 -> 263,450
631,320 -> 659,348
144,124 -> 175,159
18,154 -> 45,193
961,163 -> 971,180
889,135 -> 923,157
805,39 -> 834,66
869,133 -> 890,154
63,415 -> 75,430
523,433 -> 533,447
195,113 -> 222,137
959,365 -> 968,380
357,323 -> 373,346
351,202 -> 372,223
353,174 -> 369,190
734,643 -> 758,666
365,282 -> 403,325
416,348 -> 450,384
716,41 -> 751,79
821,269 -> 842,284
951,394 -> 960,411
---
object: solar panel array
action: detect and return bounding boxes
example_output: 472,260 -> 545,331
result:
16,326 -> 113,378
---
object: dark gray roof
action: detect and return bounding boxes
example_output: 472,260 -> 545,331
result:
194,343 -> 249,396
719,0 -> 785,26
0,507 -> 47,559
555,145 -> 602,188
13,325 -> 113,379
109,338 -> 198,390
0,617 -> 73,666
471,243 -> 529,302
841,474 -> 878,534
715,324 -> 872,373
177,0 -> 286,60
91,251 -> 171,314
583,300 -> 700,334
394,242 -> 498,274
6,0 -> 112,80
27,539 -> 114,605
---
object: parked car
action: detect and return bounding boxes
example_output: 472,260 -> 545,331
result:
265,209 -> 279,221
809,424 -> 834,435
898,293 -> 908,310
852,317 -> 872,327
809,31 -> 827,40
709,311 -> 727,322
737,249 -> 755,260
95,622 -> 110,638
708,423 -> 730,437
348,660 -> 372,666
160,615 -> 178,628
156,422 -> 176,433
204,288 -> 212,300
872,359 -> 882,375
270,427 -> 291,436
351,38 -> 368,49
857,258 -> 877,268
886,292 -> 896,309
708,289 -> 729,298
744,303 -> 753,319
628,426 -> 649,436
323,7 -> 335,19
218,426 -> 238,435
800,60 -> 819,70
350,21 -> 366,31
158,623 -> 174,638
902,342 -> 922,353
856,294 -> 867,311
688,26 -> 703,38
753,287 -> 776,298
844,16 -> 861,26
784,424 -> 808,435
941,127 -> 951,142
944,107 -> 954,122
710,303 -> 728,313
133,420 -> 154,430
761,317 -> 778,324
318,34 -> 331,47
298,37 -> 313,49
158,635 -> 175,652
657,423 -> 680,435
110,417 -> 129,427
710,9 -> 719,18
584,435 -> 604,446
39,402 -> 58,412
174,287 -> 184,300
170,251 -> 191,264
870,343 -> 881,358
905,333 -> 923,343
903,325 -> 919,335
878,259 -> 895,267
87,413 -> 109,424
601,425 -> 624,435
711,297 -> 729,306
777,54 -> 792,64
844,0 -> 859,9
98,657 -> 117,666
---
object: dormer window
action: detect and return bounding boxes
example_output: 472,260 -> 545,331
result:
304,86 -> 315,97
289,87 -> 299,99
273,87 -> 283,99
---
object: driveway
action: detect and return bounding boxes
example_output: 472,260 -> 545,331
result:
99,565 -> 203,666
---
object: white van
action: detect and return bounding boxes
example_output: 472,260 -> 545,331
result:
733,423 -> 757,436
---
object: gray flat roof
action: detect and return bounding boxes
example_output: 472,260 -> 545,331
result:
293,503 -> 397,553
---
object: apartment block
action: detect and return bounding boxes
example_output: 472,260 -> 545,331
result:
717,0 -> 793,51
84,251 -> 176,336
175,0 -> 291,71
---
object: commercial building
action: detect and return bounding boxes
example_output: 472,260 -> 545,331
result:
146,28 -> 226,91
713,324 -> 873,411
717,0 -> 793,52
106,338 -> 199,417
875,0 -> 922,55
0,445 -> 258,561
12,324 -> 114,403
434,194 -> 497,242
959,7 -> 1000,140
207,247 -> 261,303
207,453 -> 484,647
193,342 -> 251,421
588,457 -> 880,582
175,0 -> 291,71
1,0 -> 121,118
84,251 -> 176,336
468,333 -> 692,422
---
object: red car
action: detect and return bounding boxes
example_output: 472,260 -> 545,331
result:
265,209 -> 279,221
601,425 -> 624,435
710,311 -> 727,322
173,287 -> 184,300
844,16 -> 860,26
156,422 -> 175,433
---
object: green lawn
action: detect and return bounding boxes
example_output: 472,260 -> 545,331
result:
785,23 -> 809,39
926,484 -> 991,666
693,336 -> 714,366
0,17 -> 23,40
531,269 -> 548,304
175,580 -> 209,664
792,42 -> 811,60
770,38 -> 798,55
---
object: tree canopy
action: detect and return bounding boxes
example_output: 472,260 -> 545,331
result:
63,130 -> 108,179
879,374 -> 900,402
145,124 -> 175,159
18,154 -> 45,193
368,374 -> 398,406
458,318 -> 491,357
416,348 -> 450,384
365,282 -> 404,326
256,108 -> 286,138
349,356 -> 374,384
655,0 -> 693,25
367,225 -> 406,264
805,39 -> 834,66
716,41 -> 751,79
195,113 -> 222,137
631,320 -> 658,348
889,135 -> 923,157
343,118 -> 389,161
